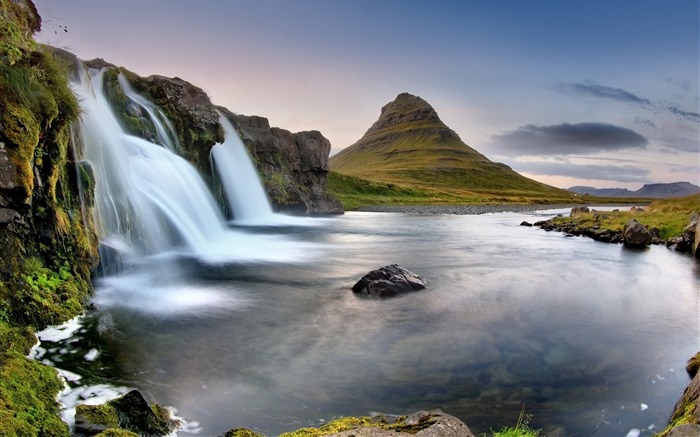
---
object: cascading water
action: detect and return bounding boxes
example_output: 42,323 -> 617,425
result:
116,73 -> 180,152
72,66 -> 316,268
210,115 -> 276,224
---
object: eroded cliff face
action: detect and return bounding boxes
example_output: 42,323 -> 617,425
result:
220,108 -> 343,215
92,63 -> 342,215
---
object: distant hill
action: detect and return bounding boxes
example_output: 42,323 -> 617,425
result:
569,182 -> 700,198
329,93 -> 569,198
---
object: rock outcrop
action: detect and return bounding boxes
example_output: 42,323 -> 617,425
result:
220,109 -> 343,214
352,264 -> 427,297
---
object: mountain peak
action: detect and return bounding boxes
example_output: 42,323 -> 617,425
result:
367,92 -> 442,134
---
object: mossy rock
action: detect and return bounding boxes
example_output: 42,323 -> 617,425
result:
75,390 -> 180,437
219,428 -> 266,437
0,351 -> 69,436
94,430 -> 140,437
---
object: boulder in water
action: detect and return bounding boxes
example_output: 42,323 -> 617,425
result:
622,219 -> 652,247
352,264 -> 427,297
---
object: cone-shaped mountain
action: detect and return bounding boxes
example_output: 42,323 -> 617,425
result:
330,93 -> 566,196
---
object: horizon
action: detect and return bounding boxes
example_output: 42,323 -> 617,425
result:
33,0 -> 699,190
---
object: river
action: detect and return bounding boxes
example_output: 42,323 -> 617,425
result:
38,209 -> 699,436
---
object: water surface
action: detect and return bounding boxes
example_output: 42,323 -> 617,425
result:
54,210 -> 700,436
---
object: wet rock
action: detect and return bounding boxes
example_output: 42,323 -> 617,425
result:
74,390 -> 180,437
520,221 -> 533,227
622,219 -> 652,247
352,264 -> 427,297
694,219 -> 700,258
660,352 -> 700,437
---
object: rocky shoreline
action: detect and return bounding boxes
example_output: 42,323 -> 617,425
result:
356,204 -> 584,215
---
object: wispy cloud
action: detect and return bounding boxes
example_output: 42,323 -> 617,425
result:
556,81 -> 700,124
666,105 -> 700,122
515,160 -> 651,183
489,122 -> 649,156
633,116 -> 657,129
555,82 -> 651,105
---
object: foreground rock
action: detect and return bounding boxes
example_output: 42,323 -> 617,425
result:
220,409 -> 474,437
352,264 -> 427,297
74,390 -> 180,437
657,352 -> 700,437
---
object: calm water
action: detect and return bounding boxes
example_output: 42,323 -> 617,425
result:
45,210 -> 700,436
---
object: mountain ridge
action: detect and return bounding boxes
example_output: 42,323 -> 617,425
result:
569,182 -> 700,198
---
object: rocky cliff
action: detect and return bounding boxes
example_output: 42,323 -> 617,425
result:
1,0 -> 98,434
91,63 -> 342,215
219,108 -> 343,214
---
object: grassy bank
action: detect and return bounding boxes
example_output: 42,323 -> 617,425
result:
546,193 -> 700,240
328,171 -> 653,211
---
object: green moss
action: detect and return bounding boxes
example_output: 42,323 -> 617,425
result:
76,403 -> 120,429
220,428 -> 266,437
0,351 -> 70,436
0,321 -> 36,355
279,414 -> 439,437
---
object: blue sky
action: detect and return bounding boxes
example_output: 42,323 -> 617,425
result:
34,0 -> 699,189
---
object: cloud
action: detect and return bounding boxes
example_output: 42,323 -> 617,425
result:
667,105 -> 700,122
556,81 -> 700,124
489,122 -> 649,156
514,160 -> 651,183
555,82 -> 651,105
633,116 -> 657,129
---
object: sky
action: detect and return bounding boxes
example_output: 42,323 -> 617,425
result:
33,0 -> 699,190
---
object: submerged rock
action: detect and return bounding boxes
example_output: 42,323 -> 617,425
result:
622,219 -> 652,247
352,264 -> 427,297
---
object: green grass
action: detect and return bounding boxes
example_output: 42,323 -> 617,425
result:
550,193 -> 700,240
484,407 -> 540,437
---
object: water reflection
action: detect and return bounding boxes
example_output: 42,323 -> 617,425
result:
79,211 -> 700,436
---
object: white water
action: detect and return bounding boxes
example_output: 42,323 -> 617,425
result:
72,67 -> 318,265
117,73 -> 180,151
211,114 -> 276,224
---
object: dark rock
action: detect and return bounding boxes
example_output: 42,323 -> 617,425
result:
570,206 -> 589,216
666,424 -> 700,437
75,390 -> 180,437
694,219 -> 700,258
622,219 -> 652,247
222,109 -> 343,214
353,264 -> 427,297
520,221 -> 533,227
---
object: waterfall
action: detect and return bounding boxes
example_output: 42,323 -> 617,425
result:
117,73 -> 180,152
211,115 -> 276,224
72,66 -> 314,267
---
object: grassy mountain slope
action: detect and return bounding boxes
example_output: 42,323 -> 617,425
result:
330,93 -> 572,201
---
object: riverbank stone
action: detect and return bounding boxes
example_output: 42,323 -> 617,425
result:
352,264 -> 427,297
622,219 -> 652,247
